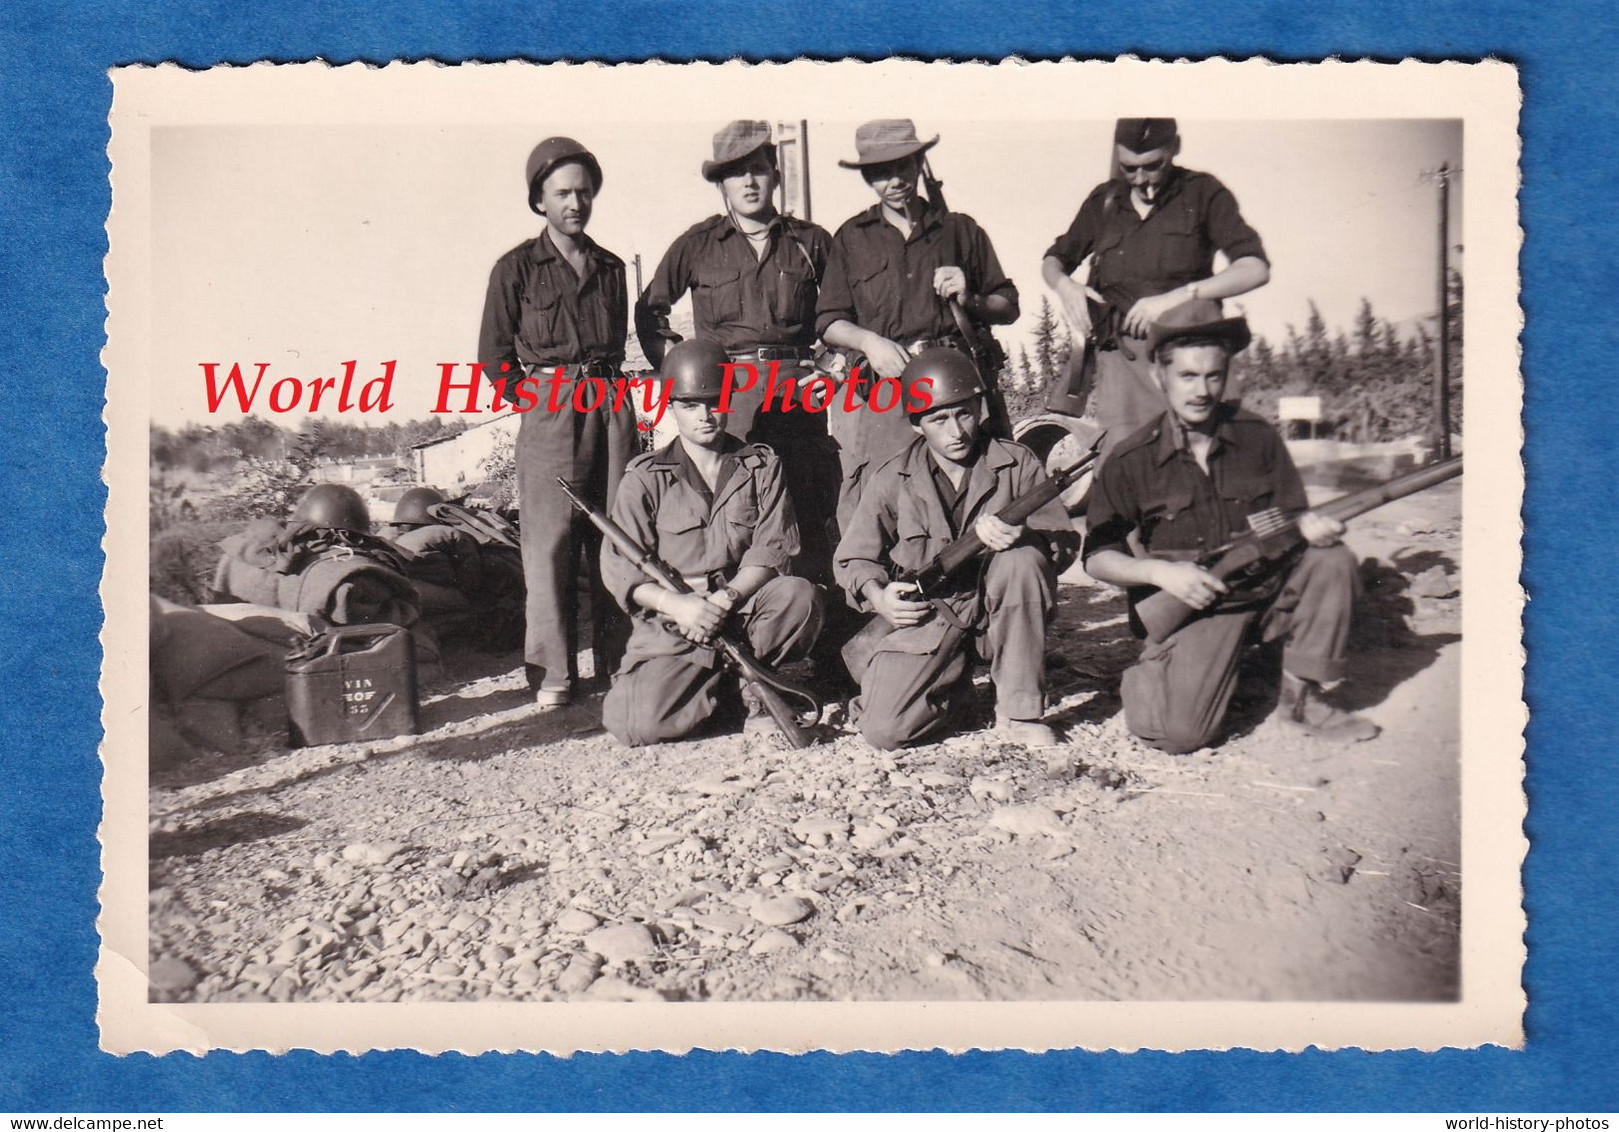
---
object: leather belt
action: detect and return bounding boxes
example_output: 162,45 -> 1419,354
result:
526,359 -> 619,379
905,334 -> 969,354
729,345 -> 814,363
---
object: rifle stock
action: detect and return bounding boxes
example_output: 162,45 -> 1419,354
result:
1134,455 -> 1463,643
841,441 -> 1103,677
556,477 -> 820,749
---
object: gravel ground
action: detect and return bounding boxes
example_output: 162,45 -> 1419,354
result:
147,484 -> 1462,1004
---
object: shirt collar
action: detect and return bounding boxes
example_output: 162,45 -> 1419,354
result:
715,213 -> 784,242
1153,404 -> 1241,466
854,196 -> 945,236
530,227 -> 602,266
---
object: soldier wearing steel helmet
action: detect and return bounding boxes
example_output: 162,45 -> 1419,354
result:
378,486 -> 486,646
478,136 -> 635,706
833,347 -> 1077,751
600,339 -> 823,747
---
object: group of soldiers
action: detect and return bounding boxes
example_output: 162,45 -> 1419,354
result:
462,115 -> 1378,757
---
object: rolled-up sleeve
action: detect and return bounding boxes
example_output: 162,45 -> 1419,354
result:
634,233 -> 693,362
1043,187 -> 1106,273
814,230 -> 858,339
962,215 -> 1018,314
737,455 -> 800,573
477,254 -> 525,393
1205,180 -> 1267,265
1082,459 -> 1139,563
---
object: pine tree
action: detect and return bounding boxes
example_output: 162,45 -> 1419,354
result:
1032,296 -> 1060,388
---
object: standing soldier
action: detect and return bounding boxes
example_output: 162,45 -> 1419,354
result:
817,120 -> 1020,525
634,120 -> 839,589
834,348 -> 1076,752
1083,300 -> 1378,753
601,339 -> 823,747
1040,118 -> 1270,459
478,136 -> 635,707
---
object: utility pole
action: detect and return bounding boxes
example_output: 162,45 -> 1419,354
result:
1433,163 -> 1453,461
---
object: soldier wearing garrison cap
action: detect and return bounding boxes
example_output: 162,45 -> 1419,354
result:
601,339 -> 823,747
478,135 -> 635,707
1041,118 -> 1270,460
817,120 -> 1020,526
633,121 -> 840,601
1083,300 -> 1378,754
834,347 -> 1076,752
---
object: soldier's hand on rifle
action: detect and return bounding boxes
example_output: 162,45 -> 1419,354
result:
665,591 -> 728,645
974,513 -> 1024,553
1150,560 -> 1230,611
1123,290 -> 1189,339
862,335 -> 913,379
868,580 -> 932,629
1297,511 -> 1346,548
932,266 -> 968,304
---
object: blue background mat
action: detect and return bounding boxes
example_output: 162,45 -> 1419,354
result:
2,0 -> 1611,1112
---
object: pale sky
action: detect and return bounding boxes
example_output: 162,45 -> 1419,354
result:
149,118 -> 1461,426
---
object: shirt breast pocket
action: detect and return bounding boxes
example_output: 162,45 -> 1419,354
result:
1153,203 -> 1207,279
1219,473 -> 1276,532
694,266 -> 744,329
774,260 -> 818,328
520,285 -> 566,351
849,256 -> 895,327
1139,487 -> 1197,545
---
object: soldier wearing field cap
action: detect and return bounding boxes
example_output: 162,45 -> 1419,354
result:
478,135 -> 635,706
634,120 -> 840,591
834,347 -> 1075,752
818,120 -> 1020,526
601,338 -> 823,747
1041,118 -> 1270,459
1083,299 -> 1377,754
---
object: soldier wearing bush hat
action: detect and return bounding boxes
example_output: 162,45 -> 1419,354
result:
634,120 -> 840,600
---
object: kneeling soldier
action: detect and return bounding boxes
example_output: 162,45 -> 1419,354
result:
1083,299 -> 1379,753
601,338 -> 824,746
834,347 -> 1077,751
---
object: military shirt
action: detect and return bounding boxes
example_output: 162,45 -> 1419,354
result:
634,213 -> 832,359
603,433 -> 801,620
1044,168 -> 1267,313
478,229 -> 628,382
815,200 -> 1017,344
836,437 -> 1072,624
1083,407 -> 1308,564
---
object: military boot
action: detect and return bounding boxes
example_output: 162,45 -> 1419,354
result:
1276,671 -> 1380,743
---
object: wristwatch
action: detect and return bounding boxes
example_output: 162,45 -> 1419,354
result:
715,585 -> 742,610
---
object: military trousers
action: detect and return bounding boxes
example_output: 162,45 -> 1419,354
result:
515,390 -> 638,686
1121,543 -> 1358,754
602,575 -> 824,747
854,545 -> 1056,751
1094,334 -> 1165,463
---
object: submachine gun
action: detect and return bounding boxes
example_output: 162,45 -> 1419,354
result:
842,436 -> 1104,674
556,477 -> 823,749
1134,455 -> 1464,643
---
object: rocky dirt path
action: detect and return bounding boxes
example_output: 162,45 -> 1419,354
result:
146,485 -> 1462,1005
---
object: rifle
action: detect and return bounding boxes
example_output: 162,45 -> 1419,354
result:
921,157 -> 1010,393
556,477 -> 822,749
1135,455 -> 1464,643
842,436 -> 1104,675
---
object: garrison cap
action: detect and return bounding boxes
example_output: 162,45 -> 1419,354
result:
703,120 -> 776,181
1146,298 -> 1252,361
1114,118 -> 1178,153
525,137 -> 603,214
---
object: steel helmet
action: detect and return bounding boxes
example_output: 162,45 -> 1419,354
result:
525,137 -> 603,215
291,483 -> 371,534
392,485 -> 447,527
902,346 -> 984,416
664,338 -> 732,402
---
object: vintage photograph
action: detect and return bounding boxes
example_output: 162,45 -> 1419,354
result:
100,60 -> 1525,1054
